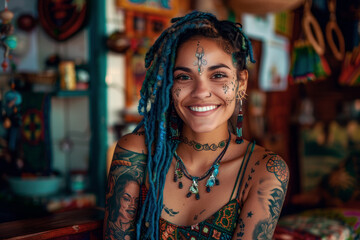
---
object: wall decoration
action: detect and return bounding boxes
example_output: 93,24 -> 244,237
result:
21,93 -> 52,173
259,36 -> 290,91
274,12 -> 293,38
124,11 -> 170,107
125,38 -> 150,107
117,0 -> 178,16
0,0 -> 16,71
17,13 -> 37,32
38,0 -> 88,41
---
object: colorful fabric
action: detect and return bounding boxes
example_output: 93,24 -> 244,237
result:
159,198 -> 240,240
140,184 -> 240,240
277,208 -> 360,240
278,215 -> 352,239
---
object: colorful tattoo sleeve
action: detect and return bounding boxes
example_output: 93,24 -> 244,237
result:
104,143 -> 147,240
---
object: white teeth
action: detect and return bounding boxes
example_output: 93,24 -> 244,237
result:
189,105 -> 217,112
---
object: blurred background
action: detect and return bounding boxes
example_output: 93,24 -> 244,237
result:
0,0 -> 360,239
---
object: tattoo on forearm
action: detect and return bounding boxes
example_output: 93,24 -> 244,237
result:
105,147 -> 147,240
252,154 -> 289,240
252,188 -> 285,239
163,204 -> 180,217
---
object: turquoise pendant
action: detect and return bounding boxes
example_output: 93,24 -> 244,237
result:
189,178 -> 199,194
206,175 -> 216,187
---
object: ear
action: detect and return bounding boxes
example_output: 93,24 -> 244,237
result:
237,70 -> 248,99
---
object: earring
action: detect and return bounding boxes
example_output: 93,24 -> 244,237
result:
170,104 -> 181,141
235,99 -> 243,144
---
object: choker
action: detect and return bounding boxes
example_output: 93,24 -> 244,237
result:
179,135 -> 229,151
173,131 -> 231,200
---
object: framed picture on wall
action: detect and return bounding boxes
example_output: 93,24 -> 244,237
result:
116,0 -> 179,16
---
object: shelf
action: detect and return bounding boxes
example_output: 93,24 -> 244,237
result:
53,90 -> 90,98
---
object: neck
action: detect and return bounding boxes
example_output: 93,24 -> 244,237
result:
176,125 -> 231,170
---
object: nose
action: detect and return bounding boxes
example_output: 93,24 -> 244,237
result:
190,79 -> 211,99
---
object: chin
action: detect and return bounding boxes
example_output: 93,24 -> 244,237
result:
186,122 -> 222,133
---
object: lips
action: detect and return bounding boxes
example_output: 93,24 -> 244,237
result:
126,209 -> 136,216
188,105 -> 218,112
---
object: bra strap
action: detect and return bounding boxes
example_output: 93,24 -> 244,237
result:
229,141 -> 254,201
235,141 -> 255,201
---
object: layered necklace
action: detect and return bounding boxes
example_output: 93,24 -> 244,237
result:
173,131 -> 231,200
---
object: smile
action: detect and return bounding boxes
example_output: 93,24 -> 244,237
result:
189,105 -> 218,112
126,209 -> 135,215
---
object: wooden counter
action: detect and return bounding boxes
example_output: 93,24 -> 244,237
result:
0,208 -> 104,240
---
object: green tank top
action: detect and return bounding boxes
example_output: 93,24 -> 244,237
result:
140,141 -> 255,239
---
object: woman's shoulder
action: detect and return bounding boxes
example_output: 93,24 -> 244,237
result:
116,128 -> 148,155
247,142 -> 289,186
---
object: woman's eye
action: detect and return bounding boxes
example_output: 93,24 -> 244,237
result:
212,72 -> 227,79
122,195 -> 131,202
174,74 -> 191,81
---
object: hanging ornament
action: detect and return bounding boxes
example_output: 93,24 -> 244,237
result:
38,0 -> 88,41
17,13 -> 37,32
4,35 -> 17,49
0,0 -> 15,71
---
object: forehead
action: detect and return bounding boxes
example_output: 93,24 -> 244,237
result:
176,37 -> 232,63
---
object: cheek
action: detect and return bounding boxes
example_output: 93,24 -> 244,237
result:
221,80 -> 236,105
172,87 -> 182,105
225,96 -> 236,106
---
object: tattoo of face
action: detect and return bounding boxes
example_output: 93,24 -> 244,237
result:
105,148 -> 146,240
162,204 -> 179,217
193,41 -> 207,75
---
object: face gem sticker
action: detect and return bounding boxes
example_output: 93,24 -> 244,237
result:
194,41 -> 207,75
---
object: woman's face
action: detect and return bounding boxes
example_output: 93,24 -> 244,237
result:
172,37 -> 247,133
118,181 -> 139,223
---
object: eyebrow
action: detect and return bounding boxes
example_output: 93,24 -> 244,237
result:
208,63 -> 231,71
173,66 -> 191,72
173,64 -> 231,73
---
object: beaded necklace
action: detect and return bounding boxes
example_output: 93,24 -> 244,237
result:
173,131 -> 231,200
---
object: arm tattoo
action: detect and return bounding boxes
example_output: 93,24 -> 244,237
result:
252,154 -> 289,240
162,204 -> 179,217
236,218 -> 245,240
104,146 -> 147,240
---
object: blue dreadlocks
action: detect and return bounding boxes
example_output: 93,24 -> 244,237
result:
133,11 -> 255,239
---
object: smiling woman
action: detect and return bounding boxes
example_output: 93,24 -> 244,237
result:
104,11 -> 289,240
